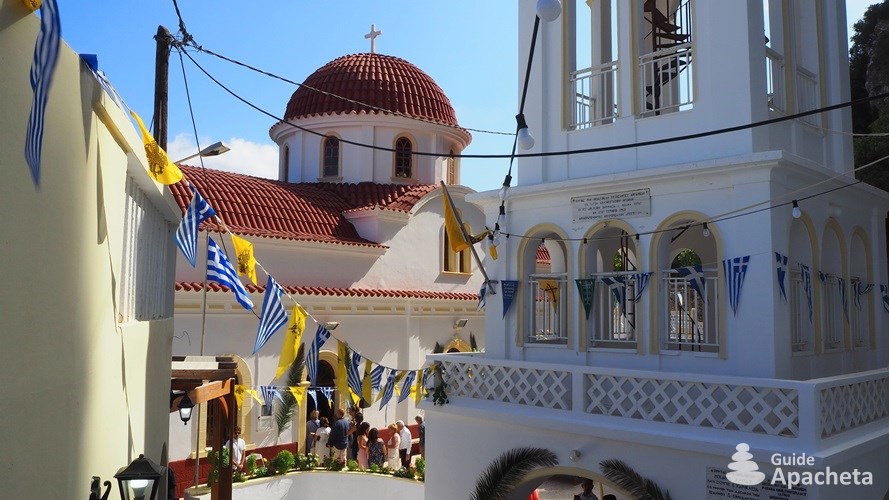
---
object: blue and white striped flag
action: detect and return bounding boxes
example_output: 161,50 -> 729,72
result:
398,370 -> 417,403
855,282 -> 873,311
253,275 -> 289,354
838,277 -> 848,320
600,276 -> 627,315
315,386 -> 334,402
176,187 -> 217,267
260,386 -> 276,413
881,285 -> 889,314
307,388 -> 317,407
370,364 -> 385,391
775,253 -> 788,303
800,264 -> 813,323
379,369 -> 398,410
24,0 -> 61,185
306,325 -> 331,387
723,256 -> 750,316
632,272 -> 652,302
207,237 -> 254,310
477,283 -> 487,311
347,351 -> 363,398
676,265 -> 707,301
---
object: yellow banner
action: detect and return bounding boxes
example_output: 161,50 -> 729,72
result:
288,386 -> 306,404
275,305 -> 307,379
231,234 -> 257,285
130,111 -> 184,185
413,370 -> 425,405
362,361 -> 373,404
336,342 -> 350,404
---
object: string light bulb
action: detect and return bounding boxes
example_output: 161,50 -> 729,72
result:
536,0 -> 562,22
516,113 -> 535,150
792,200 -> 801,219
702,223 -> 710,238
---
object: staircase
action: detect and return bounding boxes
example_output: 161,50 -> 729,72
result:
641,0 -> 693,114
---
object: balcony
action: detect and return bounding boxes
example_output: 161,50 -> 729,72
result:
432,353 -> 889,452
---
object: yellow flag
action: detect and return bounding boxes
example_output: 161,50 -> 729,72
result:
442,184 -> 470,253
130,111 -> 184,185
234,384 -> 247,410
392,371 -> 406,397
413,370 -> 425,405
489,241 -> 498,260
246,388 -> 263,405
362,362 -> 373,404
275,305 -> 307,379
231,234 -> 257,285
539,279 -> 560,308
289,386 -> 306,403
336,342 -> 350,403
22,0 -> 41,11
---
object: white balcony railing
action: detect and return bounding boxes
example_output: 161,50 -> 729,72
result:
766,48 -> 786,113
569,61 -> 619,130
433,354 -> 889,449
796,66 -> 819,125
639,43 -> 693,116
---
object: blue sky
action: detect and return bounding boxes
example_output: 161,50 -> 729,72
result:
56,1 -> 876,193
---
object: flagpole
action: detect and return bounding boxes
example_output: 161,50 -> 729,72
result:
440,182 -> 495,293
194,230 -> 210,488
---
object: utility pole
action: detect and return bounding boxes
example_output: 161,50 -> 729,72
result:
153,25 -> 171,149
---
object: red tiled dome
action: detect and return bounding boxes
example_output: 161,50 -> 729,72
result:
284,53 -> 459,127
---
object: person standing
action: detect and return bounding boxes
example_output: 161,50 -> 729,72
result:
305,410 -> 320,456
396,420 -> 412,468
314,417 -> 331,459
348,410 -> 363,460
414,415 -> 425,457
384,423 -> 400,468
224,426 -> 246,472
356,421 -> 370,469
327,408 -> 350,463
367,427 -> 385,468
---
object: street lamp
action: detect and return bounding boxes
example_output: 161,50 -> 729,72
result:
114,454 -> 166,500
173,141 -> 230,164
177,392 -> 195,424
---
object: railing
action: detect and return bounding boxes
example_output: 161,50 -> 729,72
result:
527,274 -> 568,345
569,61 -> 619,130
789,271 -> 812,352
766,48 -> 786,113
663,273 -> 719,352
588,271 -> 638,347
433,354 -> 889,448
639,42 -> 693,116
796,66 -> 819,125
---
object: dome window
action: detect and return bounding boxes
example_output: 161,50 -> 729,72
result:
322,135 -> 341,179
394,137 -> 413,179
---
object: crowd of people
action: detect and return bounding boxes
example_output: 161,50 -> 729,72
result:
304,409 -> 425,470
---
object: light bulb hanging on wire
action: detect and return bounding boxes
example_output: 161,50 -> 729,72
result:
702,223 -> 710,238
792,200 -> 801,219
516,114 -> 535,150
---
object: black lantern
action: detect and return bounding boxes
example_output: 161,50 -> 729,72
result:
114,454 -> 166,500
178,392 -> 195,424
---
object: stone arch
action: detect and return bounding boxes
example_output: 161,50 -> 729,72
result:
820,219 -> 848,350
516,223 -> 573,348
849,227 -> 874,348
509,465 -> 633,500
648,211 -> 725,357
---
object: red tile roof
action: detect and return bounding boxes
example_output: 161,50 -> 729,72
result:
176,282 -> 479,301
171,166 -> 438,245
284,53 -> 460,128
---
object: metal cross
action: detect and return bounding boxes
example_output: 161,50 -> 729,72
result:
364,24 -> 382,53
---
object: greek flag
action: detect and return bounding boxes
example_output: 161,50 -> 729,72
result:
207,237 -> 253,310
307,388 -> 316,407
723,256 -> 750,316
253,275 -> 289,354
398,370 -> 417,403
477,283 -> 487,311
600,276 -> 627,315
347,351 -> 363,398
306,325 -> 331,387
775,253 -> 788,302
370,364 -> 385,391
316,386 -> 334,401
24,0 -> 61,185
800,264 -> 813,323
632,272 -> 652,302
379,369 -> 397,410
855,282 -> 873,311
260,386 -> 277,413
882,285 -> 889,314
175,187 -> 217,267
676,265 -> 707,301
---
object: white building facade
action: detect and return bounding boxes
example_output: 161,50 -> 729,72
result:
426,1 -> 889,499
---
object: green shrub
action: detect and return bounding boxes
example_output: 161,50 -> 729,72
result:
323,456 -> 345,471
253,466 -> 269,478
294,453 -> 319,471
245,455 -> 257,476
414,457 -> 425,481
269,450 -> 296,475
393,466 -> 416,479
346,459 -> 359,471
207,448 -> 230,486
233,470 -> 247,483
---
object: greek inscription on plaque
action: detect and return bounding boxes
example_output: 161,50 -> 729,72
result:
572,188 -> 651,222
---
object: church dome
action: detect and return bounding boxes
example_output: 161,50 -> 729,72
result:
284,53 -> 460,128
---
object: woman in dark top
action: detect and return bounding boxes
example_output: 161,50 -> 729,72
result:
367,427 -> 385,467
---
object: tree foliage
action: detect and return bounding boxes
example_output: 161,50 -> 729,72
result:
274,343 -> 305,441
470,447 -> 558,500
600,459 -> 672,500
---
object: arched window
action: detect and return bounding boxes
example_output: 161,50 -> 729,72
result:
820,223 -> 846,351
443,228 -> 471,274
849,230 -> 873,350
322,136 -> 340,178
282,145 -> 290,182
394,137 -> 413,179
583,225 -> 639,348
788,217 -> 816,354
518,229 -> 569,346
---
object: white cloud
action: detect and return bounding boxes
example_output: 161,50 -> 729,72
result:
167,133 -> 278,180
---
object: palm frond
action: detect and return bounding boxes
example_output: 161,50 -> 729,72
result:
599,459 -> 671,500
469,332 -> 478,351
274,344 -> 305,441
471,447 -> 558,500
433,341 -> 443,354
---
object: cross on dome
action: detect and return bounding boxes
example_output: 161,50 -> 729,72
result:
364,24 -> 382,53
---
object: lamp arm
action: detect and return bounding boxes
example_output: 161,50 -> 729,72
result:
89,476 -> 112,500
